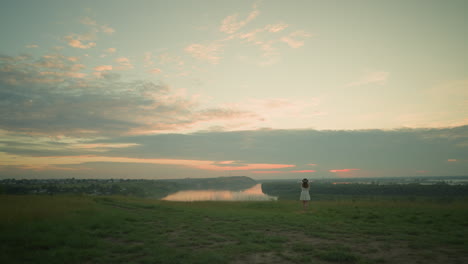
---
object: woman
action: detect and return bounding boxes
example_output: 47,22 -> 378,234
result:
300,178 -> 311,210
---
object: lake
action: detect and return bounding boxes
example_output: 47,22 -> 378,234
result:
161,183 -> 277,201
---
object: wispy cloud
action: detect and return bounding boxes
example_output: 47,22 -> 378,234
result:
0,152 -> 293,172
100,25 -> 115,34
219,6 -> 259,34
39,71 -> 86,78
0,53 -> 258,136
280,30 -> 312,48
64,35 -> 96,49
0,54 -> 88,85
115,57 -> 133,70
217,7 -> 311,66
94,65 -> 113,71
345,71 -> 390,87
265,23 -> 288,33
185,43 -> 223,64
105,48 -> 116,53
149,68 -> 161,74
25,44 -> 39,49
79,16 -> 115,34
70,143 -> 140,152
64,16 -> 115,49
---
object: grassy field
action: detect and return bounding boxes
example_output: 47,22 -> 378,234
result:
1,195 -> 467,264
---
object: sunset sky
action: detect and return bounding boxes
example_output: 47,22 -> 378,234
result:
1,0 -> 467,179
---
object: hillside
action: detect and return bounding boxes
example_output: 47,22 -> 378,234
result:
1,195 -> 467,263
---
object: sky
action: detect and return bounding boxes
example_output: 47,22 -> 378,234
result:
0,0 -> 467,180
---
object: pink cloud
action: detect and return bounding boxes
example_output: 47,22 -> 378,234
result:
39,71 -> 86,78
214,160 -> 237,165
67,72 -> 87,78
0,152 -> 294,173
252,171 -> 283,174
281,30 -> 312,48
238,29 -> 263,42
291,170 -> 316,173
265,23 -> 288,33
65,18 -> 114,50
67,57 -> 79,62
307,164 -> 317,166
281,37 -> 303,48
80,17 -> 115,34
185,43 -> 222,64
72,143 -> 139,150
70,64 -> 86,71
447,159 -> 457,162
220,9 -> 259,34
106,48 -> 116,53
65,35 -> 96,49
94,65 -> 112,71
329,169 -> 360,173
115,57 -> 133,69
18,165 -> 91,172
100,25 -> 115,34
25,44 -> 39,49
149,68 -> 161,74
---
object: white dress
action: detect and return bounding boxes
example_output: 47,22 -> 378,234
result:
300,186 -> 310,201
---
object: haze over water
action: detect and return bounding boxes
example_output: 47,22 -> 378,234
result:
162,184 -> 277,201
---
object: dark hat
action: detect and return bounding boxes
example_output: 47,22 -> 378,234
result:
302,178 -> 308,183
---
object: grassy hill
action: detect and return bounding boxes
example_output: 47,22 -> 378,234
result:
1,194 -> 467,263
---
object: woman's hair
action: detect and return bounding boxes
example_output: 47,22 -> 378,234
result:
302,178 -> 309,188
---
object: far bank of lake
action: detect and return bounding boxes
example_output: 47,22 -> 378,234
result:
161,183 -> 277,201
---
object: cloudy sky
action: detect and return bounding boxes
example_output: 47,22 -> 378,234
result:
1,0 -> 467,179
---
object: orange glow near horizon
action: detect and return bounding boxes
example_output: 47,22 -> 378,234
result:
0,152 -> 294,172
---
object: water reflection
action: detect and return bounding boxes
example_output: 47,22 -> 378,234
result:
162,184 -> 277,201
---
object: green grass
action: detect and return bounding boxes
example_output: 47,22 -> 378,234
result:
1,195 -> 467,263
